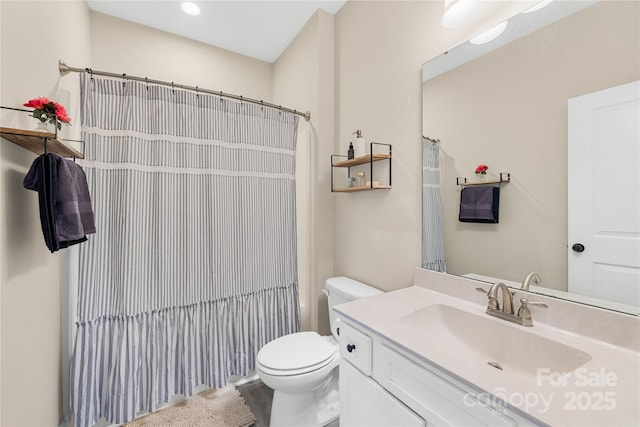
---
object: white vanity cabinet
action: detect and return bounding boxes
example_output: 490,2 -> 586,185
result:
339,320 -> 535,427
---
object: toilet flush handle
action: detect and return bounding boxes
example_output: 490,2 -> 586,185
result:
347,344 -> 356,353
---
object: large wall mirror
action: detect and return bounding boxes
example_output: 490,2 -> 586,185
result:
422,0 -> 639,315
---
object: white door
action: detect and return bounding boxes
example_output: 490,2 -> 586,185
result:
568,80 -> 640,307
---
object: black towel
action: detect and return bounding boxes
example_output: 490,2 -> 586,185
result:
459,186 -> 500,223
24,153 -> 96,252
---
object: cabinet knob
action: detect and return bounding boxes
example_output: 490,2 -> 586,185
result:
347,344 -> 356,353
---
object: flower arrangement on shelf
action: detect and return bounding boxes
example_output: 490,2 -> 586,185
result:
23,97 -> 71,131
475,164 -> 489,175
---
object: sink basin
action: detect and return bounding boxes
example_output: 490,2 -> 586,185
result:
398,304 -> 591,377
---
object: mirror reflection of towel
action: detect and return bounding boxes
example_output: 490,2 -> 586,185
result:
459,186 -> 500,223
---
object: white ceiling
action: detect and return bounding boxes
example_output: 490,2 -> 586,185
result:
86,0 -> 347,63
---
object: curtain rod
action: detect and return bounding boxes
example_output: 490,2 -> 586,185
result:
423,136 -> 440,143
58,60 -> 310,122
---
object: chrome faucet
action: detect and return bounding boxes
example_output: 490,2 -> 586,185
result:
521,272 -> 542,291
478,282 -> 548,327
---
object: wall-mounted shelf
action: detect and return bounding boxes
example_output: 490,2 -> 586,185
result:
331,143 -> 392,192
332,153 -> 392,168
332,184 -> 392,193
0,127 -> 84,159
456,172 -> 510,186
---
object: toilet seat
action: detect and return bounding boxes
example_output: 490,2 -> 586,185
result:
257,332 -> 338,376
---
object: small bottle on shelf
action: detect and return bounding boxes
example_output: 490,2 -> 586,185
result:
353,130 -> 366,158
356,172 -> 365,187
347,142 -> 354,160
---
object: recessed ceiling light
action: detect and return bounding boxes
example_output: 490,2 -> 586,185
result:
440,0 -> 478,28
181,2 -> 200,16
470,21 -> 508,45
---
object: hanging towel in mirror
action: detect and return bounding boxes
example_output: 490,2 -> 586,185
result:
459,186 -> 500,223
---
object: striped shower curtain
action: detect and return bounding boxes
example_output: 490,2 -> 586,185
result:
71,73 -> 300,426
422,137 -> 447,272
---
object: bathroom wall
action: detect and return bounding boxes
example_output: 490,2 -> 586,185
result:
89,11 -> 273,101
0,2 -> 91,425
332,1 -> 534,293
273,10 -> 335,334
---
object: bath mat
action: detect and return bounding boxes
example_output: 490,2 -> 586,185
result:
124,385 -> 256,427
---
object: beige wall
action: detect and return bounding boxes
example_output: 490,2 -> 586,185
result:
89,11 -> 273,101
273,10 -> 335,334
0,1 -> 91,425
423,1 -> 639,291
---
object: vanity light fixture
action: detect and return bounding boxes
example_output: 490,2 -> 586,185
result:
521,0 -> 554,14
440,0 -> 478,28
181,1 -> 201,16
470,21 -> 508,45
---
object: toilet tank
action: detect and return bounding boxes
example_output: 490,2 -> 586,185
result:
325,276 -> 383,339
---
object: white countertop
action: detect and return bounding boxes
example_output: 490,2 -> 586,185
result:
335,277 -> 640,426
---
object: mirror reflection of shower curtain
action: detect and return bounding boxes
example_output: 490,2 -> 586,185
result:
70,73 -> 300,426
422,137 -> 447,272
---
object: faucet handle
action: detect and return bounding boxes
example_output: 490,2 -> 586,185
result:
521,298 -> 549,309
517,298 -> 549,322
477,287 -> 500,310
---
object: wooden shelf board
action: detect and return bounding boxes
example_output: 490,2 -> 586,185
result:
333,185 -> 392,193
460,180 -> 504,186
1,127 -> 84,159
333,153 -> 391,168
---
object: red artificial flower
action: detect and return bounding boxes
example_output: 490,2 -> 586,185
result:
53,102 -> 71,123
475,164 -> 489,174
23,96 -> 72,130
23,97 -> 51,110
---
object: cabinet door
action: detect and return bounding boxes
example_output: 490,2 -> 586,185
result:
340,360 -> 425,427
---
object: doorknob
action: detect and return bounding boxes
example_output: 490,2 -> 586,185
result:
572,243 -> 585,253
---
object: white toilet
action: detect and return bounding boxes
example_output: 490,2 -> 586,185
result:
256,276 -> 383,427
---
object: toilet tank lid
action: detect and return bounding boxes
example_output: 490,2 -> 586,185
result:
325,276 -> 383,300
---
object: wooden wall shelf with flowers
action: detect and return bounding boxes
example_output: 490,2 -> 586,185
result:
1,102 -> 84,159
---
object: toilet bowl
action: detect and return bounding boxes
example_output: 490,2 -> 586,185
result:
256,276 -> 383,427
257,332 -> 340,427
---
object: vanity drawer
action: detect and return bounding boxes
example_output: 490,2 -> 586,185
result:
339,321 -> 373,376
374,344 -> 519,427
